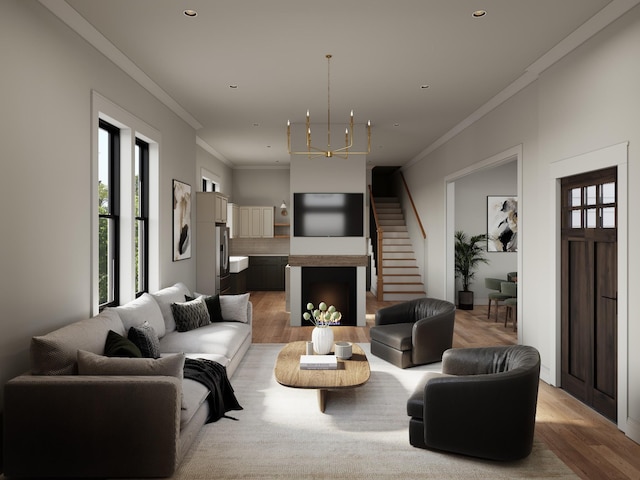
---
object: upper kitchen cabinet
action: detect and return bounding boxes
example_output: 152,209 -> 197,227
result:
239,206 -> 274,238
197,192 -> 228,224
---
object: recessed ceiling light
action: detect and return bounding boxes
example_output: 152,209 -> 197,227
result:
421,85 -> 430,89
229,85 -> 238,89
472,10 -> 487,18
393,123 -> 400,127
183,9 -> 198,17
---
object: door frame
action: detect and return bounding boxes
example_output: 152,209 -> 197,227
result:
444,144 -> 523,343
550,141 -> 628,432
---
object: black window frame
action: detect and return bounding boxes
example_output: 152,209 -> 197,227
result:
98,119 -> 120,309
135,137 -> 150,297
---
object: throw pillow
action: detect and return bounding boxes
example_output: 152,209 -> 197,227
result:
127,321 -> 161,358
151,282 -> 192,334
114,293 -> 166,339
77,350 -> 184,379
171,297 -> 211,332
186,293 -> 223,322
220,293 -> 250,323
104,330 -> 142,358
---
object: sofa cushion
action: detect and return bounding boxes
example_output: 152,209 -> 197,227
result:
151,282 -> 192,334
189,294 -> 223,322
30,309 -> 124,375
159,322 -> 251,360
220,293 -> 251,323
171,297 -> 211,332
114,293 -> 166,338
181,378 -> 210,429
105,330 -> 142,358
77,350 -> 184,379
127,321 -> 161,358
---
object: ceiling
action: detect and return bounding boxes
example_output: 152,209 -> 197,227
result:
51,0 -> 627,168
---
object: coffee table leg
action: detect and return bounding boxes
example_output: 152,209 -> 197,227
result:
318,389 -> 327,412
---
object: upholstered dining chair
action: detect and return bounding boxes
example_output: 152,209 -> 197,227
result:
407,345 -> 541,461
369,297 -> 456,368
501,281 -> 518,331
485,277 -> 511,321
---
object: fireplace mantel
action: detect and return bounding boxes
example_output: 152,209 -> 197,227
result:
288,255 -> 368,267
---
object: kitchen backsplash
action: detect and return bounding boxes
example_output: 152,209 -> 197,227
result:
229,238 -> 290,256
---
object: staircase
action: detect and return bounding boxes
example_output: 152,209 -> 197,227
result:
373,197 -> 426,301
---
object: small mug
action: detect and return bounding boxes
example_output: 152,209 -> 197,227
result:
335,341 -> 353,360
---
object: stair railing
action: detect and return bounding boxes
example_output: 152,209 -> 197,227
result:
368,185 -> 384,300
400,172 -> 426,239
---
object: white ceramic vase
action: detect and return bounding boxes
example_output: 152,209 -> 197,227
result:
311,326 -> 334,355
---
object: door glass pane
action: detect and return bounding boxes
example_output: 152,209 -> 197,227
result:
586,185 -> 597,205
571,188 -> 582,207
586,208 -> 597,228
602,207 -> 616,228
601,182 -> 615,204
571,210 -> 581,228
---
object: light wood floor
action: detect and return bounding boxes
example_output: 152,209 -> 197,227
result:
249,290 -> 640,480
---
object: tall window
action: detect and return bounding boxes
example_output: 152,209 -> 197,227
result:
98,120 -> 120,308
135,138 -> 149,296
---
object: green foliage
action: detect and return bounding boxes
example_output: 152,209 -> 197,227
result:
454,230 -> 489,291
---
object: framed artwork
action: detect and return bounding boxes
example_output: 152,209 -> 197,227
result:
487,196 -> 517,252
173,179 -> 191,261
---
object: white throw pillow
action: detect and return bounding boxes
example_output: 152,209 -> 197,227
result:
219,293 -> 250,323
151,282 -> 192,333
114,293 -> 166,338
77,350 -> 184,379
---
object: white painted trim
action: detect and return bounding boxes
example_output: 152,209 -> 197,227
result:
549,141 -> 629,436
444,145 -> 522,326
196,136 -> 232,166
408,0 -> 640,168
40,0 -> 202,130
91,91 -> 162,313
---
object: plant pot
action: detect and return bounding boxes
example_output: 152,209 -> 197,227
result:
457,290 -> 474,310
311,326 -> 334,355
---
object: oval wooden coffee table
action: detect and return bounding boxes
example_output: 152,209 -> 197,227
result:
274,341 -> 370,413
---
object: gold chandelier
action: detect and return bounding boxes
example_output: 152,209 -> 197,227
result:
287,54 -> 371,158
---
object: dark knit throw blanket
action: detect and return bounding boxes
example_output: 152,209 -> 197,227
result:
183,358 -> 243,422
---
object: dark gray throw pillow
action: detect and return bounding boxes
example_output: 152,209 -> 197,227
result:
171,297 -> 211,332
104,330 -> 142,358
186,294 -> 223,322
127,321 -> 161,358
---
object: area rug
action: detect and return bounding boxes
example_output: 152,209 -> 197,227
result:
171,343 -> 578,479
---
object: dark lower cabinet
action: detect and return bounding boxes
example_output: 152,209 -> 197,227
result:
229,269 -> 247,294
247,256 -> 288,291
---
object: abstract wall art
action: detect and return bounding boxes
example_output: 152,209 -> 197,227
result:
487,195 -> 517,252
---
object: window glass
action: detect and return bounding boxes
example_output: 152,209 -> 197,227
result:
571,188 -> 582,207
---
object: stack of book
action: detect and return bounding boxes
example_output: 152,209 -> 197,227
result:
299,354 -> 338,370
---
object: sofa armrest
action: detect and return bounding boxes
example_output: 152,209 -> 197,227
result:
4,374 -> 181,478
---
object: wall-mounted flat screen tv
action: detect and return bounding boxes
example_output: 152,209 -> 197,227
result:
293,193 -> 364,237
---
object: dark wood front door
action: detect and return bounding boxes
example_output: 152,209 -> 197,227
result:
561,167 -> 617,421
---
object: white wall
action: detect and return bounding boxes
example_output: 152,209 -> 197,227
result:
400,4 -> 640,442
0,1 -> 197,407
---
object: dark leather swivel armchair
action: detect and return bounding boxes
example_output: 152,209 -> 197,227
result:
407,345 -> 541,461
370,298 -> 455,368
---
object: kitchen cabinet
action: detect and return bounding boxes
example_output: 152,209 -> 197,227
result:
196,192 -> 228,224
247,256 -> 288,291
239,206 -> 274,238
227,203 -> 240,238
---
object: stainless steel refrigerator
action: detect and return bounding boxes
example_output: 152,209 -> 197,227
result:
196,223 -> 230,295
216,225 -> 230,294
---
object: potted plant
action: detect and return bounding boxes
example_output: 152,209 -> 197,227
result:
454,230 -> 488,310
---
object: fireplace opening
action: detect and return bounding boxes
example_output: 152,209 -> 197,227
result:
301,267 -> 357,326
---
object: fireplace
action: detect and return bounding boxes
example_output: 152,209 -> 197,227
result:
301,267 -> 357,326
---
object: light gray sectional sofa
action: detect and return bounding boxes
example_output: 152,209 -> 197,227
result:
3,282 -> 252,478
